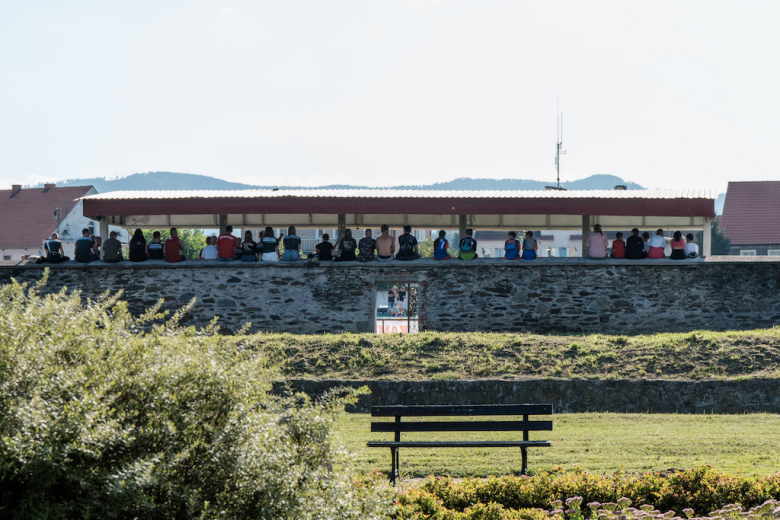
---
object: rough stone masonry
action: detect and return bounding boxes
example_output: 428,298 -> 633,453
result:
1,257 -> 779,334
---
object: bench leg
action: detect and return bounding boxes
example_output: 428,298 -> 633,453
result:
521,447 -> 528,476
390,447 -> 398,486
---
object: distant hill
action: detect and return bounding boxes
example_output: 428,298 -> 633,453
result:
39,171 -> 645,192
31,172 -> 257,192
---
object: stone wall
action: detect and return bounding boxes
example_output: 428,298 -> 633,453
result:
273,379 -> 780,414
1,258 -> 780,334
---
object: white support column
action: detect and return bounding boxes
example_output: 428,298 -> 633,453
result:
99,218 -> 109,260
581,215 -> 591,258
702,217 -> 712,257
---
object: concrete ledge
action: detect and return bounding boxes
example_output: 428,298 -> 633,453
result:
273,379 -> 780,414
7,256 -> 780,271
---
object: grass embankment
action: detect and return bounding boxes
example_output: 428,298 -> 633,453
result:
241,329 -> 780,380
334,413 -> 780,478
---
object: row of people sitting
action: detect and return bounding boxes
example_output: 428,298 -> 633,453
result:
586,226 -> 699,259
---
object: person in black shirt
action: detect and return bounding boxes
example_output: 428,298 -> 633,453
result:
44,232 -> 70,263
395,225 -> 420,260
458,229 -> 478,260
315,234 -> 333,261
241,230 -> 258,262
282,226 -> 302,261
625,228 -> 646,259
260,226 -> 280,262
334,229 -> 357,262
146,231 -> 164,260
128,229 -> 147,262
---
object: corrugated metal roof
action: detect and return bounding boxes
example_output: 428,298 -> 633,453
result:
82,188 -> 717,201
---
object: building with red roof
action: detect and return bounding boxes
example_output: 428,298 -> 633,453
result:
719,181 -> 780,256
0,184 -> 98,261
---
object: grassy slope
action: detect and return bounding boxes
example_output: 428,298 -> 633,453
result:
334,412 -> 780,478
240,329 -> 780,381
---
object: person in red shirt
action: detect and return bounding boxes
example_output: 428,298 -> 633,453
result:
611,232 -> 626,259
163,227 -> 185,263
217,225 -> 240,261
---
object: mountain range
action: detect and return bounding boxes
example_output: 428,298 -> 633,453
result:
34,171 -> 726,213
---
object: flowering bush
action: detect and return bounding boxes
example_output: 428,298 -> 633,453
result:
395,467 -> 780,518
0,272 -> 393,519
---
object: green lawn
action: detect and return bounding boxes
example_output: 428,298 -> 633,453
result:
245,329 -> 780,380
333,412 -> 780,479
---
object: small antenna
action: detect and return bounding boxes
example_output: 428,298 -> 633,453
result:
546,107 -> 567,191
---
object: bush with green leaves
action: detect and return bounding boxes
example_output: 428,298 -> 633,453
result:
0,271 -> 392,519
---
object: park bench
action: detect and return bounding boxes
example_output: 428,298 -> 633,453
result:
367,404 -> 553,485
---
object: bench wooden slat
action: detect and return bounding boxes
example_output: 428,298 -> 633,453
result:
367,440 -> 551,448
371,404 -> 553,417
371,420 -> 553,433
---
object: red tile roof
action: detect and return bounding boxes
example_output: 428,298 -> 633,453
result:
0,186 -> 95,248
719,181 -> 780,245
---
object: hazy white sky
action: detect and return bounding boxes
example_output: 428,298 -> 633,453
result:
2,1 -> 779,192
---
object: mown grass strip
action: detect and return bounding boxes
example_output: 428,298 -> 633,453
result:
238,329 -> 780,381
334,412 -> 780,478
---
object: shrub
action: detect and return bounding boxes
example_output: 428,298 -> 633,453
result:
0,272 -> 392,519
399,467 -> 780,517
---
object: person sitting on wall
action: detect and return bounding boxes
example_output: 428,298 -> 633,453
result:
522,231 -> 538,260
217,225 -> 240,262
669,231 -> 687,260
586,224 -> 609,259
334,228 -> 358,262
240,231 -> 258,262
504,231 -> 520,260
685,233 -> 699,258
358,229 -> 377,262
102,231 -> 124,263
200,236 -> 219,260
611,232 -> 626,259
313,233 -> 333,261
147,231 -> 164,260
396,225 -> 420,261
433,230 -> 450,260
43,232 -> 69,263
281,226 -> 302,261
625,228 -> 646,259
642,232 -> 652,256
128,229 -> 147,262
260,227 -> 280,262
647,229 -> 666,259
74,228 -> 99,263
163,228 -> 185,263
458,229 -> 478,260
375,224 -> 395,261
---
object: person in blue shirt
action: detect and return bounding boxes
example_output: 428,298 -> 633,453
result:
522,231 -> 538,260
504,231 -> 520,260
74,228 -> 98,262
433,230 -> 450,260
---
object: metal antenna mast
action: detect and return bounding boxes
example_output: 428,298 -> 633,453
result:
554,112 -> 566,189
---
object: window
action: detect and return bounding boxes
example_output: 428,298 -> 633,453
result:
768,250 -> 780,256
88,222 -> 95,235
740,250 -> 756,256
375,282 -> 419,334
2,255 -> 10,261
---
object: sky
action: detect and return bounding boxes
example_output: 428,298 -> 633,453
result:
1,1 -> 779,193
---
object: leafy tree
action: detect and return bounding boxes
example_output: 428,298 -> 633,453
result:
711,218 -> 731,255
142,229 -> 208,259
0,272 -> 392,518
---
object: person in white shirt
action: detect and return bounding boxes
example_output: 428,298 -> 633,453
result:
684,233 -> 699,258
200,236 -> 219,260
